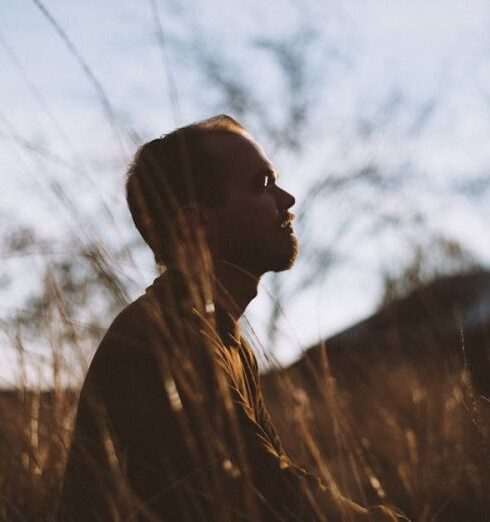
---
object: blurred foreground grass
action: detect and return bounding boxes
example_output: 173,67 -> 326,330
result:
1,334 -> 489,521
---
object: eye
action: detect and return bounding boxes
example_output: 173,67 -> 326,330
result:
253,173 -> 274,192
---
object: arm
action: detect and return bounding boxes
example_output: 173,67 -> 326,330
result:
235,340 -> 400,521
58,317 -> 196,521
93,328 -> 206,520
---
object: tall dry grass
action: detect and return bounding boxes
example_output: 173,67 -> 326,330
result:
1,291 -> 489,521
264,353 -> 490,521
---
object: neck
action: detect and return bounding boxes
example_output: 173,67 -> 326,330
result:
213,261 -> 260,320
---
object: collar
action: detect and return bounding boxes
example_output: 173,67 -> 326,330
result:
147,268 -> 241,349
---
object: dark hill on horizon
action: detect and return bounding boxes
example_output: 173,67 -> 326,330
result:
268,269 -> 490,399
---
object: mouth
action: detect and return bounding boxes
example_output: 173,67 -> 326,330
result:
279,214 -> 295,233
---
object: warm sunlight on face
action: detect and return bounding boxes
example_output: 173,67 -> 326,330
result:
204,132 -> 298,276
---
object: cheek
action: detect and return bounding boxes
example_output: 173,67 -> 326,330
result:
221,194 -> 278,234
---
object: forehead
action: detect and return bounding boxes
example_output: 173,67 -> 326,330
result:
203,131 -> 273,183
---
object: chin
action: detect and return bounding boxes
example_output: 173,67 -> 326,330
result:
269,235 -> 299,272
271,254 -> 297,272
224,234 -> 299,276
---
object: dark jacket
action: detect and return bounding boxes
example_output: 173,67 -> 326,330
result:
58,270 -> 326,521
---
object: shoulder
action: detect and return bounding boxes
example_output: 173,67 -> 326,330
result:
79,294 -> 171,409
106,296 -> 150,343
101,296 -> 150,354
88,272 -> 193,376
88,286 -> 177,381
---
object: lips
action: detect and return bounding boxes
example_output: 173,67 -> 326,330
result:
279,213 -> 294,233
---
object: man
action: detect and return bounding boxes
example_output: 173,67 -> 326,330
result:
58,116 -> 400,520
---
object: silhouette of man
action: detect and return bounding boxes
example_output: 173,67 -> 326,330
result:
58,116 -> 400,521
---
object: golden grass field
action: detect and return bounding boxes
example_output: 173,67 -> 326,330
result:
2,294 -> 489,521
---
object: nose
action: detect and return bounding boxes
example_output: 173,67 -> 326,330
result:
275,185 -> 295,210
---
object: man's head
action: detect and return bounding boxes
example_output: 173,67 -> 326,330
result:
126,115 -> 297,276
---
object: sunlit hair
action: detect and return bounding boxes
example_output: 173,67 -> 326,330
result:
126,114 -> 247,265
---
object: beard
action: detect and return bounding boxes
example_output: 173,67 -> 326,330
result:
221,230 -> 299,277
267,230 -> 299,272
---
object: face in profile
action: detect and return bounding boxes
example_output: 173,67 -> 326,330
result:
205,132 -> 298,276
